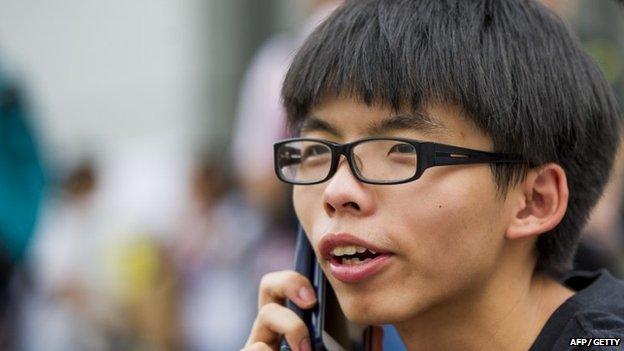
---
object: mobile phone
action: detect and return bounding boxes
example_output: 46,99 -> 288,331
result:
280,225 -> 373,351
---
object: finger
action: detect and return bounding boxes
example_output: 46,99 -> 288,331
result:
241,342 -> 273,351
371,325 -> 384,351
246,302 -> 311,351
258,270 -> 317,309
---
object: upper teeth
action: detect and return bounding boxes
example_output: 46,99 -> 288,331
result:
331,246 -> 376,256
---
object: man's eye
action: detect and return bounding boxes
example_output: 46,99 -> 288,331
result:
388,143 -> 415,155
302,145 -> 330,158
279,147 -> 302,165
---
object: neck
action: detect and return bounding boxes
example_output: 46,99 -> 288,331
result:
394,248 -> 575,350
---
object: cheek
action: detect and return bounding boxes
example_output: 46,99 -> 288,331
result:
293,186 -> 324,235
292,187 -> 307,227
389,167 -> 505,283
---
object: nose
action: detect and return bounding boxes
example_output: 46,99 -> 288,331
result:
322,157 -> 376,218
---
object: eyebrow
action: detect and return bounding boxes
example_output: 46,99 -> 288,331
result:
299,111 -> 448,138
366,112 -> 449,136
299,117 -> 343,138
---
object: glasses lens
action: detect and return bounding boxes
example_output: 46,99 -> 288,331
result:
352,140 -> 417,182
276,140 -> 332,183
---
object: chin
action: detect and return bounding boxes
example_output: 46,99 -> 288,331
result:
344,309 -> 389,325
337,283 -> 437,327
338,292 -> 406,325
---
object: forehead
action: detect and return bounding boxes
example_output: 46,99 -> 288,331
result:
301,97 -> 491,147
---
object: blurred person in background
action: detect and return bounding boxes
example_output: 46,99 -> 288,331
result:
544,0 -> 624,277
25,143 -> 189,351
576,148 -> 624,276
571,0 -> 624,277
0,0 -> 293,349
230,0 -> 343,280
24,161 -> 117,351
0,59 -> 46,350
232,0 -> 342,217
169,153 -> 263,350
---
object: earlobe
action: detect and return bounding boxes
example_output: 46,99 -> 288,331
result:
506,164 -> 569,240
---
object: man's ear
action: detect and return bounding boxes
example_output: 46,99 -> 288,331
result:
506,163 -> 569,240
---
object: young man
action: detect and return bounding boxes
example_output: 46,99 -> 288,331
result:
244,0 -> 624,350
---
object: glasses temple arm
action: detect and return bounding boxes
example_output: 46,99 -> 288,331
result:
431,143 -> 523,166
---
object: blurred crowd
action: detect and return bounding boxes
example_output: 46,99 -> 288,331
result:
0,1 -> 622,350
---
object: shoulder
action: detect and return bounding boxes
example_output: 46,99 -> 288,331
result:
564,270 -> 624,337
571,309 -> 624,336
531,270 -> 624,351
551,309 -> 624,350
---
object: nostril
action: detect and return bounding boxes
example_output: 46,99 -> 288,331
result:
324,201 -> 360,216
344,202 -> 360,210
324,202 -> 336,215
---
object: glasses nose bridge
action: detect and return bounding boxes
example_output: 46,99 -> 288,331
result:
332,141 -> 358,163
330,143 -> 361,180
333,143 -> 352,159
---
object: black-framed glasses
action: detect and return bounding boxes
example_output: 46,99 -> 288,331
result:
273,137 -> 524,185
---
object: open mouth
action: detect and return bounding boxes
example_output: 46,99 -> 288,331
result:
330,246 -> 382,265
319,233 -> 394,283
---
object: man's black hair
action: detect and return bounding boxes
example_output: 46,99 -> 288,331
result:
282,0 -> 622,278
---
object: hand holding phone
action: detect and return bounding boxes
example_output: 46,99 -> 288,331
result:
243,226 -> 382,351
243,227 -> 317,350
280,226 -> 377,351
243,267 -> 316,350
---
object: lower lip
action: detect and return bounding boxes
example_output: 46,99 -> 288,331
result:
328,254 -> 393,283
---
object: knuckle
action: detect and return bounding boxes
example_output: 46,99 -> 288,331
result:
256,303 -> 307,334
258,273 -> 276,292
278,269 -> 301,282
258,302 -> 280,321
260,270 -> 304,293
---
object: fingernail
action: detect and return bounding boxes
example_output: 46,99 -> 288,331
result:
299,337 -> 311,351
298,286 -> 315,302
